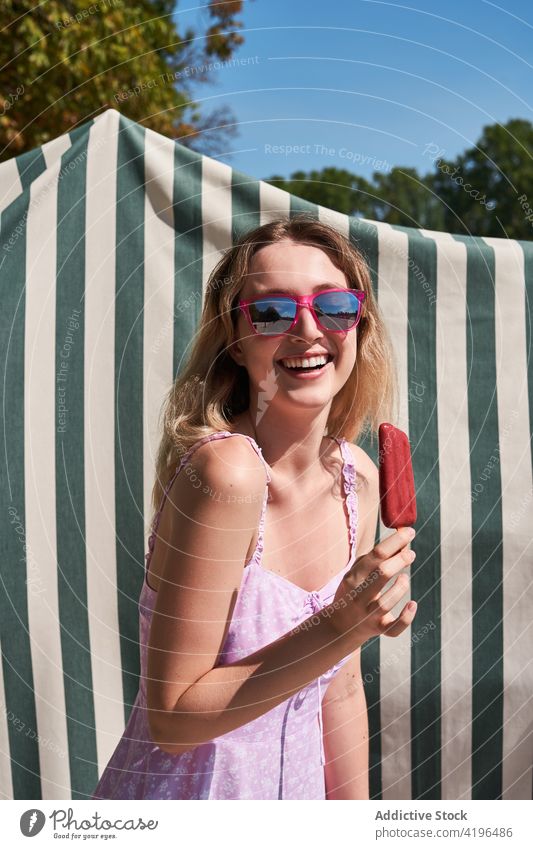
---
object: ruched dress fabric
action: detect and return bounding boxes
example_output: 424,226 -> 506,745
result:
91,431 -> 359,800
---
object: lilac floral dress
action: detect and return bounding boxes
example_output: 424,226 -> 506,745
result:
91,431 -> 358,800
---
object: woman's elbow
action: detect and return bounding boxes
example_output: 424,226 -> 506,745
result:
147,706 -> 207,756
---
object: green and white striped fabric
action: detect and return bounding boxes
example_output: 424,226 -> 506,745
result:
1,108 -> 531,801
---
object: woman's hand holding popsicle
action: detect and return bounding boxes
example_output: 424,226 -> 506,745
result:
326,423 -> 418,647
326,527 -> 417,645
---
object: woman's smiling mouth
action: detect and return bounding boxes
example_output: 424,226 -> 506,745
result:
276,352 -> 335,378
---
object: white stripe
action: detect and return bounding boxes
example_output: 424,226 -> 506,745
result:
41,132 -> 72,172
0,157 -> 23,216
420,229 -> 472,800
0,128 -> 72,217
201,156 -> 233,290
483,237 -> 533,799
317,206 -> 349,239
371,221 -> 412,799
259,179 -> 290,224
143,126 -> 176,535
25,158 -> 71,798
84,109 -> 124,778
0,634 -> 14,799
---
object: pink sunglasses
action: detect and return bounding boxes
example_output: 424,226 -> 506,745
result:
237,287 -> 366,337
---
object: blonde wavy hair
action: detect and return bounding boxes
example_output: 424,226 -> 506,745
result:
150,213 -> 399,518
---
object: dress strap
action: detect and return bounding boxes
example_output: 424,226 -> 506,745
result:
207,433 -> 272,566
145,463 -> 182,570
335,437 -> 358,562
145,431 -> 271,573
177,431 -> 272,483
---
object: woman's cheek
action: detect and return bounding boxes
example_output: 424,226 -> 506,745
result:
336,347 -> 357,382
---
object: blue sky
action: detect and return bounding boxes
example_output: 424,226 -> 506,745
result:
173,0 -> 533,182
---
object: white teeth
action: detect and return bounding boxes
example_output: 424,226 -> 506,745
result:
280,355 -> 329,369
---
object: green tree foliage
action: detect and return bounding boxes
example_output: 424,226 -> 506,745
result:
265,119 -> 533,239
0,0 -> 250,160
371,167 -> 445,231
267,167 -> 375,218
431,119 -> 533,238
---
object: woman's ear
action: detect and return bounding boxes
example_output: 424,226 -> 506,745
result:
227,339 -> 245,368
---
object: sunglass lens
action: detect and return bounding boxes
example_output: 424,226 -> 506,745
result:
248,298 -> 296,335
314,291 -> 361,330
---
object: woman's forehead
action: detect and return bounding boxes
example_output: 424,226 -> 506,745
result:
244,241 -> 347,293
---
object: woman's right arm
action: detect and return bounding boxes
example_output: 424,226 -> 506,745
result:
146,436 -> 416,755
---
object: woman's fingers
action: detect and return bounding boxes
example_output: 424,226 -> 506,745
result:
379,600 -> 418,637
367,571 -> 410,617
329,526 -> 418,643
359,544 -> 416,605
374,527 -> 415,562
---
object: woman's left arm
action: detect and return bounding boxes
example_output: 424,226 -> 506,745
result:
322,444 -> 379,800
322,648 -> 370,799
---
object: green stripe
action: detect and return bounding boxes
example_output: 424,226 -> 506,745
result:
15,148 -> 47,191
455,235 -> 504,799
352,219 -> 379,297
0,189 -> 42,798
231,168 -> 260,242
350,217 -> 383,800
392,225 -> 442,800
115,115 -> 146,720
55,122 -> 98,798
173,145 -> 203,378
290,192 -> 319,217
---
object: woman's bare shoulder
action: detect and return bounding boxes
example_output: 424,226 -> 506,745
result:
148,435 -> 267,594
190,433 -> 268,481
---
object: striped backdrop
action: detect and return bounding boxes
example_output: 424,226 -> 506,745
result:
0,108 -> 531,801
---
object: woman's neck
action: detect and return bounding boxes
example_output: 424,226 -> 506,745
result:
231,408 -> 335,484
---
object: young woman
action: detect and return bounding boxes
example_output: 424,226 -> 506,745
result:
91,213 -> 417,801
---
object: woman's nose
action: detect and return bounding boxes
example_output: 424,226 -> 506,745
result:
290,304 -> 322,340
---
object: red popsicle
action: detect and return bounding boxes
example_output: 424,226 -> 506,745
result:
378,422 -> 417,528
